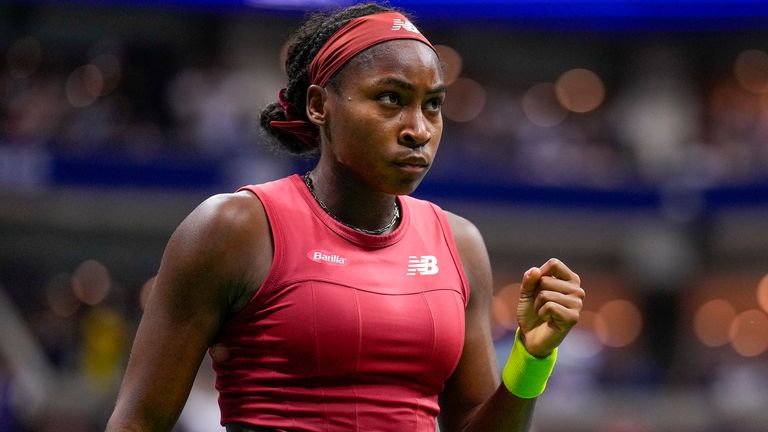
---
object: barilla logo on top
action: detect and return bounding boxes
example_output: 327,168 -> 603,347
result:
308,250 -> 348,266
392,18 -> 420,33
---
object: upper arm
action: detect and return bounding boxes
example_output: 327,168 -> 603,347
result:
107,191 -> 272,431
438,211 -> 500,432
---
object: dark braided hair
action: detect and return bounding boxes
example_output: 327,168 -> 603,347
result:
260,2 -> 402,154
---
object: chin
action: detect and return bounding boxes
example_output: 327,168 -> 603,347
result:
391,173 -> 427,196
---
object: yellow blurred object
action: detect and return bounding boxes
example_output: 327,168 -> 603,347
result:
81,306 -> 128,391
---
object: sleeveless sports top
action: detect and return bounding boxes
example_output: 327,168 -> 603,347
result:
211,174 -> 469,431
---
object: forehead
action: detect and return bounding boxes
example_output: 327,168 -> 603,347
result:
337,39 -> 443,88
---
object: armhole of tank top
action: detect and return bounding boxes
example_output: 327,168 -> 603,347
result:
227,184 -> 284,321
429,203 -> 470,308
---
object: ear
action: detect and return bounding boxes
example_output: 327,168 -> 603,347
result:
306,84 -> 328,126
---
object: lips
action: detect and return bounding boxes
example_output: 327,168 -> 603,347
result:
394,155 -> 429,168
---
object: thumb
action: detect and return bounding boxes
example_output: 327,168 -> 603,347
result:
520,267 -> 541,297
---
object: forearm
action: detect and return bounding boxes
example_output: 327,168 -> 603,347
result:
106,395 -> 182,432
105,417 -> 146,432
460,385 -> 537,432
445,329 -> 556,432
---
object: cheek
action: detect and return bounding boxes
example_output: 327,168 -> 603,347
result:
431,118 -> 443,146
329,117 -> 381,165
339,114 -> 390,151
435,116 -> 444,135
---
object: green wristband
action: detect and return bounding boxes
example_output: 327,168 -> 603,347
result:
501,328 -> 558,398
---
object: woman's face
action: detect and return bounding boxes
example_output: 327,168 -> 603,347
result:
319,39 -> 445,196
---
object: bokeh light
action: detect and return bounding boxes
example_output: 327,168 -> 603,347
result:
521,82 -> 569,127
7,36 -> 42,79
555,68 -> 606,113
91,54 -> 122,96
693,298 -> 737,347
734,49 -> 768,93
45,273 -> 81,318
66,64 -> 104,108
492,295 -> 516,331
595,300 -> 643,348
569,310 -> 605,358
443,77 -> 486,122
434,44 -> 463,86
72,259 -> 111,305
757,274 -> 768,314
491,283 -> 520,336
728,309 -> 768,357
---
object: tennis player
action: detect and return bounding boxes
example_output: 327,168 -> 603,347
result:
107,3 -> 584,431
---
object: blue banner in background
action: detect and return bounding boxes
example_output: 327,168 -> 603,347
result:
20,0 -> 768,30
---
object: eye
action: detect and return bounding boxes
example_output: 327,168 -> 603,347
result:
378,93 -> 400,105
425,97 -> 443,112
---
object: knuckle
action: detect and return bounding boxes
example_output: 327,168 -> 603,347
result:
572,272 -> 581,284
546,257 -> 561,267
541,301 -> 557,313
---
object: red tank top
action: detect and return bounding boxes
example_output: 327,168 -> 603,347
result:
211,174 -> 469,431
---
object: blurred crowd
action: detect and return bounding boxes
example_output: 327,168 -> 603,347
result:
2,5 -> 768,191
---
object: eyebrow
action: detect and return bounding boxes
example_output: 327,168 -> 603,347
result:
373,77 -> 446,94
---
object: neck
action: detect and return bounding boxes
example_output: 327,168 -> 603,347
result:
305,168 -> 399,234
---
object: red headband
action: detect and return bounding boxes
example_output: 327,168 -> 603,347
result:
270,12 -> 436,150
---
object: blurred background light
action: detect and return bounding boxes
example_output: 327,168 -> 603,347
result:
521,82 -> 568,127
594,300 -> 643,348
434,44 -> 462,86
491,293 -> 516,332
728,309 -> 768,357
569,310 -> 605,358
693,298 -> 737,348
91,54 -> 122,96
45,273 -> 81,318
66,65 -> 105,108
555,68 -> 605,113
734,49 -> 768,94
72,259 -> 112,306
757,274 -> 768,314
442,77 -> 486,122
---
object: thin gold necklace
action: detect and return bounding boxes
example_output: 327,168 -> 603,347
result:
302,172 -> 400,235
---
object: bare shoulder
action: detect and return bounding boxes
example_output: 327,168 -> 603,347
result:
169,191 -> 269,263
443,210 -> 492,300
443,210 -> 487,259
180,190 -> 267,241
159,190 -> 273,314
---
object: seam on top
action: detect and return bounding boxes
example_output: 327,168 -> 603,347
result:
226,184 -> 285,325
353,288 -> 362,429
271,277 -> 463,297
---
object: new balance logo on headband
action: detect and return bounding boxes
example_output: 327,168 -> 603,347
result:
392,18 -> 420,33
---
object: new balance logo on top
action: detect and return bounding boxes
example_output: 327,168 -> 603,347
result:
407,255 -> 439,276
391,18 -> 420,33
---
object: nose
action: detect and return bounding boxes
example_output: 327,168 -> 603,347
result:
399,107 -> 432,148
